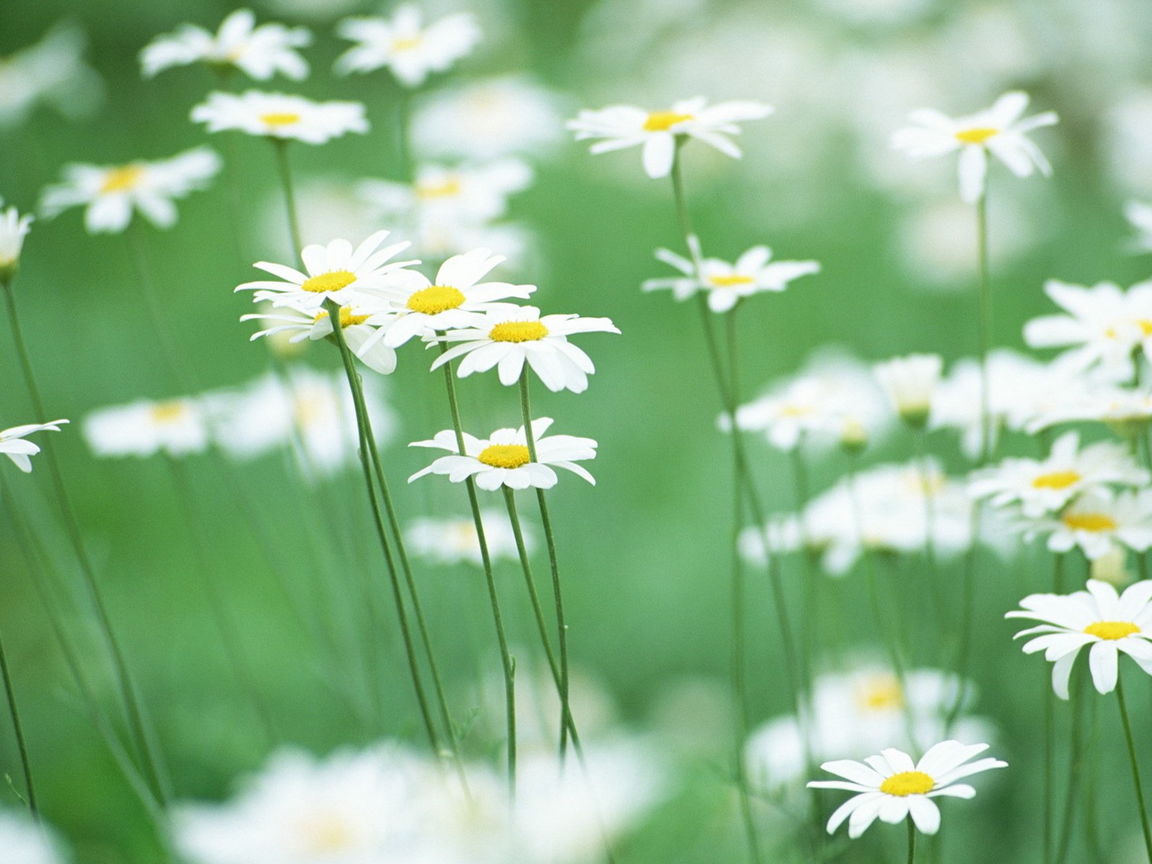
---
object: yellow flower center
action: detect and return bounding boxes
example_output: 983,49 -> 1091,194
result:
407,284 -> 465,315
392,36 -> 423,52
313,307 -> 371,328
779,404 -> 813,417
416,177 -> 462,199
489,321 -> 548,342
1062,513 -> 1118,533
709,274 -> 755,288
880,771 -> 935,797
855,675 -> 904,712
643,111 -> 694,132
150,401 -> 187,424
1032,470 -> 1081,490
260,112 -> 301,127
477,444 -> 531,469
300,814 -> 354,853
301,270 -> 357,294
955,126 -> 999,144
1084,620 -> 1140,640
101,165 -> 145,193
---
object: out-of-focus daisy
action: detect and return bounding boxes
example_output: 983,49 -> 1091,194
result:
430,307 -> 620,393
643,244 -> 819,313
891,91 -> 1058,202
1030,490 -> 1152,561
1026,384 -> 1152,434
358,159 -> 533,227
84,399 -> 208,459
40,148 -> 220,234
409,417 -> 597,491
0,419 -> 68,473
192,91 -> 368,144
808,741 -> 1006,837
373,248 -> 535,348
407,510 -> 529,566
0,810 -> 66,864
1024,279 -> 1152,380
335,5 -> 480,86
0,200 -> 33,278
236,230 -> 415,312
241,302 -> 398,374
569,97 -> 773,179
874,353 -> 942,427
141,9 -> 311,81
0,24 -> 103,129
969,432 -> 1147,518
1007,579 -> 1152,698
1125,201 -> 1152,253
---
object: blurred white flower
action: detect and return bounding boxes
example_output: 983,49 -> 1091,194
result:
1025,383 -> 1152,433
84,399 -> 208,458
0,419 -> 68,473
874,353 -> 942,426
241,303 -> 399,375
0,200 -> 33,277
891,91 -> 1058,202
141,9 -> 311,81
335,5 -> 480,86
1125,201 -> 1152,253
407,509 -> 529,565
358,159 -> 533,228
1030,491 -> 1152,561
192,91 -> 367,144
0,23 -> 103,128
40,148 -> 221,234
0,810 -> 66,864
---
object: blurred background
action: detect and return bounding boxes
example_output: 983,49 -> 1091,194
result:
3,0 -> 1152,861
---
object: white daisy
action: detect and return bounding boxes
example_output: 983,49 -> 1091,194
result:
1125,200 -> 1152,254
0,23 -> 103,129
891,91 -> 1058,202
430,307 -> 620,394
873,353 -> 942,426
1026,384 -> 1152,433
140,9 -> 311,81
83,398 -> 208,458
191,90 -> 368,144
0,419 -> 68,473
1032,490 -> 1152,561
358,159 -> 533,227
808,741 -> 1006,837
0,199 -> 33,277
335,5 -> 480,87
408,417 -> 597,491
240,303 -> 399,375
406,510 -> 529,566
235,230 -> 416,312
568,97 -> 773,179
372,248 -> 535,348
1007,579 -> 1152,698
643,244 -> 819,313
39,147 -> 220,234
0,810 -> 66,864
969,432 -> 1148,518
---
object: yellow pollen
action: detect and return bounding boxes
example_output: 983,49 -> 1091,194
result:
643,111 -> 694,132
855,676 -> 904,712
260,112 -> 301,127
300,814 -> 353,853
416,177 -> 462,199
1140,320 -> 1152,336
407,284 -> 465,315
489,321 -> 548,342
1084,620 -> 1140,640
301,270 -> 357,294
955,126 -> 999,144
150,401 -> 187,424
392,36 -> 423,52
101,164 -> 145,193
313,307 -> 371,328
1062,512 -> 1118,533
779,404 -> 812,417
880,771 -> 935,797
709,274 -> 755,287
1032,470 -> 1081,490
478,444 -> 531,469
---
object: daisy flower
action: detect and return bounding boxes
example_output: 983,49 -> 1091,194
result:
335,5 -> 480,86
568,97 -> 773,179
140,9 -> 311,81
0,419 -> 68,473
891,91 -> 1058,202
191,91 -> 367,144
1032,490 -> 1152,560
373,248 -> 535,348
83,398 -> 208,458
873,353 -> 942,427
235,230 -> 416,313
808,741 -> 1006,837
406,510 -> 529,566
0,199 -> 32,278
430,307 -> 620,393
358,159 -> 533,227
240,302 -> 399,374
1007,579 -> 1152,698
969,431 -> 1148,518
1125,200 -> 1152,253
408,417 -> 597,491
643,244 -> 819,313
40,147 -> 220,234
0,23 -> 103,130
1026,385 -> 1152,433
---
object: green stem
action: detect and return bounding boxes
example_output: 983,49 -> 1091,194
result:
1043,667 -> 1054,864
271,139 -> 303,254
1118,675 -> 1152,863
975,192 -> 993,465
1055,669 -> 1084,864
0,626 -> 36,818
912,430 -> 946,651
907,818 -> 917,864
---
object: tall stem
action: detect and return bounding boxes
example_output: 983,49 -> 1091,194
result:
1117,675 -> 1152,863
0,626 -> 36,818
907,819 -> 917,864
975,192 -> 993,465
271,139 -> 303,254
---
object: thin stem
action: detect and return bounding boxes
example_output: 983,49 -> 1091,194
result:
271,139 -> 303,254
1055,669 -> 1085,864
0,626 -> 36,818
975,192 -> 993,465
1043,667 -> 1054,864
907,819 -> 917,864
1117,675 -> 1152,863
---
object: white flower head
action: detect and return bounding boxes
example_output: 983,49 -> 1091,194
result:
0,199 -> 33,276
873,353 -> 942,426
643,244 -> 819,313
236,230 -> 416,313
84,399 -> 208,458
1033,490 -> 1152,561
430,306 -> 620,393
1125,200 -> 1152,254
358,159 -> 533,228
407,509 -> 529,566
335,5 -> 480,87
0,23 -> 103,129
1007,579 -> 1152,698
891,91 -> 1058,202
40,147 -> 220,234
141,9 -> 311,81
409,417 -> 597,491
568,97 -> 773,179
808,741 -> 1006,837
0,419 -> 68,473
240,301 -> 399,375
191,90 -> 368,144
0,810 -> 66,864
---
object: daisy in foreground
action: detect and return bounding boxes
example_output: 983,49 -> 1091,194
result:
408,417 -> 596,490
891,91 -> 1058,203
0,419 -> 68,472
1006,579 -> 1152,698
335,4 -> 480,86
191,91 -> 367,144
807,741 -> 1006,840
240,302 -> 399,374
643,244 -> 819,313
568,97 -> 773,179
